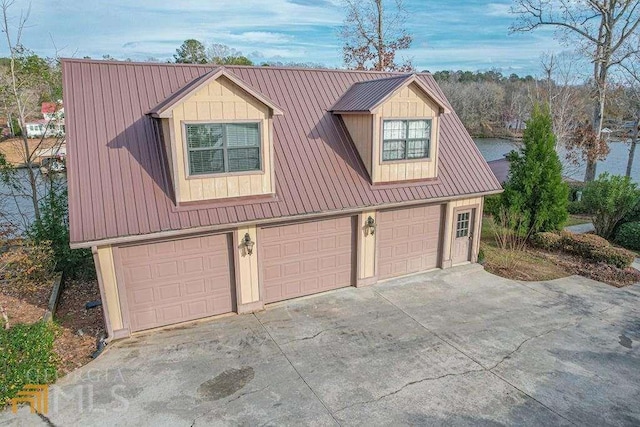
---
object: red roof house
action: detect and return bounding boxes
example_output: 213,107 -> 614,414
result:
62,59 -> 501,339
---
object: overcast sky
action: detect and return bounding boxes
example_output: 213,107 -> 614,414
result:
2,0 -> 570,75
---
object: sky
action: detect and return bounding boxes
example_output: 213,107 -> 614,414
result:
1,0 -> 571,76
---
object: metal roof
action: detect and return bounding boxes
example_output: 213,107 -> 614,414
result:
62,60 -> 502,247
330,74 -> 449,113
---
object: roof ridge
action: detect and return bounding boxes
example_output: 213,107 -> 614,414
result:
59,58 -> 433,76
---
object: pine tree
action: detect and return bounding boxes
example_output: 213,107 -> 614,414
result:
501,104 -> 569,232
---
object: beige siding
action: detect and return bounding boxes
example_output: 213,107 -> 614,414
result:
442,197 -> 483,267
357,211 -> 377,282
168,76 -> 274,203
160,119 -> 174,179
371,82 -> 440,183
342,115 -> 373,176
236,225 -> 260,304
96,246 -> 123,331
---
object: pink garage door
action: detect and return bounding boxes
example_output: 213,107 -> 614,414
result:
118,234 -> 235,332
377,204 -> 443,280
260,216 -> 355,303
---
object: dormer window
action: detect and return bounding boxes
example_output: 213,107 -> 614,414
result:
382,119 -> 432,162
186,122 -> 261,176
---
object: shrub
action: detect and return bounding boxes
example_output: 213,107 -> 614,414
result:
561,233 -> 609,257
477,247 -> 485,264
568,200 -> 589,215
0,240 -> 54,285
0,322 -> 58,406
499,104 -> 569,233
590,246 -> 636,269
615,222 -> 640,251
483,194 -> 501,217
28,186 -> 94,279
530,232 -> 562,250
582,173 -> 640,239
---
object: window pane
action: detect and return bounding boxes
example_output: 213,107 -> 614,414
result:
408,120 -> 431,139
186,124 -> 223,149
228,148 -> 261,172
189,149 -> 224,175
226,123 -> 260,148
407,139 -> 430,159
383,120 -> 405,140
382,140 -> 406,161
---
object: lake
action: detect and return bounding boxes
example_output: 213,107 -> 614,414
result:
474,138 -> 640,184
0,138 -> 638,232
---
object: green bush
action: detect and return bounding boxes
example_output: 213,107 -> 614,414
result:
499,104 -> 569,233
582,173 -> 640,239
0,322 -> 58,406
28,186 -> 94,279
530,232 -> 562,250
561,233 -> 609,257
590,246 -> 636,269
568,200 -> 589,215
615,222 -> 640,251
483,195 -> 501,217
477,247 -> 485,263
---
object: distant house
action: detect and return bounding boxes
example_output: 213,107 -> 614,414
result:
63,60 -> 502,339
24,102 -> 65,138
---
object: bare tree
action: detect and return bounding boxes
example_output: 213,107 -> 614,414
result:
0,0 -> 64,225
619,52 -> 640,177
511,0 -> 640,181
340,0 -> 413,71
533,53 -> 592,154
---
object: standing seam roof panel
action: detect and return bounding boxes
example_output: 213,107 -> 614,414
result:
62,60 -> 501,244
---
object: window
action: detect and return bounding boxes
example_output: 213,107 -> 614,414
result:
382,119 -> 431,162
186,123 -> 261,175
456,212 -> 470,238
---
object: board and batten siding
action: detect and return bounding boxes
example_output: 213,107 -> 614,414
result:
371,82 -> 440,183
342,115 -> 373,177
167,76 -> 275,203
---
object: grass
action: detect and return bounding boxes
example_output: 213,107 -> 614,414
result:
480,216 -> 570,281
0,321 -> 58,407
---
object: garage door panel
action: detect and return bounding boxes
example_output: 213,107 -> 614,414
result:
261,217 -> 354,303
378,205 -> 443,280
119,234 -> 235,332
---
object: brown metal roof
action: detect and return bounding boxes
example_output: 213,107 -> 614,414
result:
330,74 -> 449,113
147,67 -> 284,117
62,60 -> 502,246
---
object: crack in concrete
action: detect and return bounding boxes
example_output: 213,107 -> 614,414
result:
279,328 -> 332,345
226,386 -> 269,403
333,368 -> 486,414
252,314 -> 342,426
487,321 -> 580,371
372,288 -> 580,425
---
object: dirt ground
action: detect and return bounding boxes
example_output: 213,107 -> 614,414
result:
0,137 -> 62,166
0,276 -> 105,376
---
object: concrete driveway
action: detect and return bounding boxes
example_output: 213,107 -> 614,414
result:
4,264 -> 640,426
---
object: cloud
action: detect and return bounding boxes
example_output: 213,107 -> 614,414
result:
0,0 -> 579,75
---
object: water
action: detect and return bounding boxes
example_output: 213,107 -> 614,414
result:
0,168 -> 65,232
0,139 -> 637,232
474,138 -> 640,184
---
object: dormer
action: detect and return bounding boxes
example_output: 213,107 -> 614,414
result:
148,68 -> 283,204
331,74 -> 449,184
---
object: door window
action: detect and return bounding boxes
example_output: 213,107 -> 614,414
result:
456,212 -> 470,238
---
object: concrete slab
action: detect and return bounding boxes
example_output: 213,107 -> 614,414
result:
2,265 -> 639,426
564,223 -> 595,234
